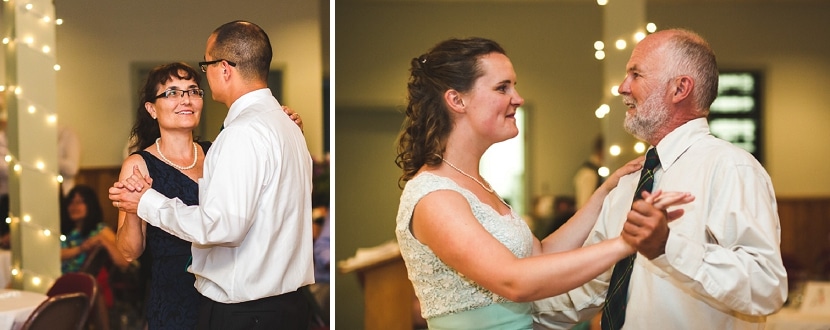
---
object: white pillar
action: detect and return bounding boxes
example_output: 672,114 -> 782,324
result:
2,0 -> 61,293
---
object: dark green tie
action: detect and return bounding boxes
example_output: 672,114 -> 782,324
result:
601,148 -> 660,330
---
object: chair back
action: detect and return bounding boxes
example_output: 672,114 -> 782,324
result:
80,245 -> 112,275
20,292 -> 90,330
46,272 -> 98,327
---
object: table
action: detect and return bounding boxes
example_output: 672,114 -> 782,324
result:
0,289 -> 46,330
766,307 -> 830,330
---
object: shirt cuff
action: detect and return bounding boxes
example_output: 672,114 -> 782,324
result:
137,189 -> 166,227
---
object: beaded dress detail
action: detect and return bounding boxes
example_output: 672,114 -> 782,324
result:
395,172 -> 533,320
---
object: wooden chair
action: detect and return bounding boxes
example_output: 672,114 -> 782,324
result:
20,292 -> 90,330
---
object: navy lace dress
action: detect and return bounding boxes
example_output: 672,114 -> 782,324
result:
138,141 -> 210,330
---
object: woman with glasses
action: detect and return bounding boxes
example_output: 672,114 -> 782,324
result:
114,62 -> 302,329
114,62 -> 210,329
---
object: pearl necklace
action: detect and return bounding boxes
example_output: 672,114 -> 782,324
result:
155,138 -> 198,171
441,157 -> 495,193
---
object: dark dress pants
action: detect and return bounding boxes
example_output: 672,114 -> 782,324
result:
196,288 -> 310,330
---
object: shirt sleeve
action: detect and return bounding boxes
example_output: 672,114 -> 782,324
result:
137,128 -> 266,246
532,200 -> 616,328
652,163 -> 787,316
533,173 -> 645,328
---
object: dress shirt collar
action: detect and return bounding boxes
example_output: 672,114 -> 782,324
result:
654,118 -> 710,172
223,88 -> 276,129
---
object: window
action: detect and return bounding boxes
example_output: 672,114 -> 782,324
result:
482,107 -> 527,216
709,71 -> 763,162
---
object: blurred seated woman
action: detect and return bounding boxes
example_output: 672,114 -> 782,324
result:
60,185 -> 130,306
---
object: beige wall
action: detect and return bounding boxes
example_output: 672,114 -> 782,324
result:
334,1 -> 830,328
51,0 -> 326,167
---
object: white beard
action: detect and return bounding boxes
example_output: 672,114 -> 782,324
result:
623,85 -> 670,142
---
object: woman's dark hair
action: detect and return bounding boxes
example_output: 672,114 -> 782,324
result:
60,185 -> 104,238
129,62 -> 202,152
395,37 -> 506,187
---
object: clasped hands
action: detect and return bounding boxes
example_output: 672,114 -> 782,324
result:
622,190 -> 695,259
109,165 -> 153,214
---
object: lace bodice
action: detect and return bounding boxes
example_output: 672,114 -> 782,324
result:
395,172 -> 534,319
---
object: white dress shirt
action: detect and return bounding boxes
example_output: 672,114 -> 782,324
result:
533,118 -> 787,329
138,88 -> 314,303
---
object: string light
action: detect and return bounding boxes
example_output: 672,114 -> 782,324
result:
634,142 -> 647,154
13,2 -> 64,28
8,267 -> 56,290
595,104 -> 611,119
3,0 -> 65,291
609,145 -> 622,156
0,2 -> 66,73
8,214 -> 63,289
7,92 -> 61,126
591,21 -> 659,162
6,152 -> 65,182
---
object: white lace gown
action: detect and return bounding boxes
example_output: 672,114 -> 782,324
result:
396,172 -> 534,329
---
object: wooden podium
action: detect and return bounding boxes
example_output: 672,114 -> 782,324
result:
339,241 -> 415,330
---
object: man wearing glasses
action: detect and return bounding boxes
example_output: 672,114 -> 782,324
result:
111,20 -> 314,330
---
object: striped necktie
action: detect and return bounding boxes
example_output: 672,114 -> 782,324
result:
601,148 -> 660,330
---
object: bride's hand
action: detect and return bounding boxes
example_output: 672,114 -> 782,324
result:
600,156 -> 644,192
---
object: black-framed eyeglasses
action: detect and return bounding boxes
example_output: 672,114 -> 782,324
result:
198,59 -> 237,72
155,88 -> 205,100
